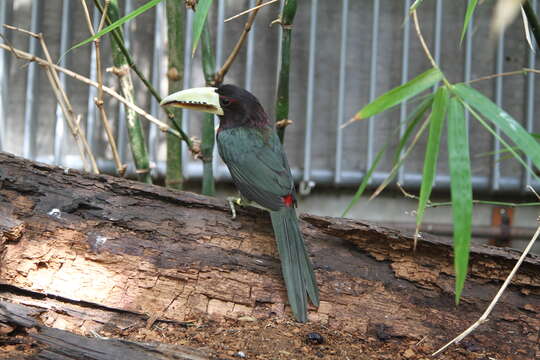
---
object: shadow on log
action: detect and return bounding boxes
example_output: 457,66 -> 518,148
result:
0,152 -> 539,359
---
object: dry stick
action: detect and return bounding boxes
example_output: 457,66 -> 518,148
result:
467,67 -> 540,84
432,220 -> 540,356
214,0 -> 263,84
2,26 -> 99,174
397,182 -> 540,208
224,0 -> 278,23
81,0 -> 126,176
412,10 -> 438,70
0,43 -> 184,141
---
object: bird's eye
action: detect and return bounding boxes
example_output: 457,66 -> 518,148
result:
221,97 -> 231,107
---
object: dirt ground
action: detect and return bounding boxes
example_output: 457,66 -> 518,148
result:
0,314 -> 523,360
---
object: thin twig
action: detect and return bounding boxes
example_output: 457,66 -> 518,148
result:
432,222 -> 540,356
3,25 -> 99,174
81,0 -> 125,176
215,0 -> 263,84
397,183 -> 540,208
467,67 -> 540,84
0,43 -> 188,144
411,10 -> 438,70
224,0 -> 278,23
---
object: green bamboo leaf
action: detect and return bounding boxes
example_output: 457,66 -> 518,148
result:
69,0 -> 163,52
409,0 -> 425,12
192,0 -> 213,57
342,145 -> 387,217
415,87 -> 448,245
351,68 -> 443,122
464,101 -> 539,182
454,84 -> 540,172
370,116 -> 431,201
447,97 -> 472,304
460,0 -> 479,44
393,94 -> 434,165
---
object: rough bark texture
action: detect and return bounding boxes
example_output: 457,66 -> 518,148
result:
0,152 -> 538,359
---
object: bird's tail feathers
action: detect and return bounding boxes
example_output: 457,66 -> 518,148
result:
270,207 -> 319,322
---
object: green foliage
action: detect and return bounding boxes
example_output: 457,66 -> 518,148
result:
191,0 -> 213,57
393,95 -> 434,165
415,87 -> 448,244
461,0 -> 479,44
345,67 -> 540,302
409,0 -> 426,13
70,0 -> 164,52
342,145 -> 387,217
453,84 -> 540,175
351,68 -> 442,121
447,97 -> 472,302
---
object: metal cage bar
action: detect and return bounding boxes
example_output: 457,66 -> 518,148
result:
53,0 -> 72,166
23,0 -> 43,159
366,0 -> 380,175
493,32 -> 505,191
301,0 -> 318,194
0,1 -> 11,151
334,0 -> 349,184
397,0 -> 411,185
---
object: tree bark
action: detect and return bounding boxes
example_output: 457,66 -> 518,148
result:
0,152 -> 538,359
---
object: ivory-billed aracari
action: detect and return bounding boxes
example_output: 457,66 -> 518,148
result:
160,84 -> 319,322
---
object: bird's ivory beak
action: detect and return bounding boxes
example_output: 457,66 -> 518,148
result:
160,87 -> 224,116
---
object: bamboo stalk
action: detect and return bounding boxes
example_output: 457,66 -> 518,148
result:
200,24 -> 216,196
107,0 -> 152,183
165,0 -> 185,190
80,0 -> 125,176
275,0 -> 297,143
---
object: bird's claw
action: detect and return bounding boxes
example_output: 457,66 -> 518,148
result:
227,196 -> 244,220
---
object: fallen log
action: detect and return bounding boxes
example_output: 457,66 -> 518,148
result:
0,152 -> 538,359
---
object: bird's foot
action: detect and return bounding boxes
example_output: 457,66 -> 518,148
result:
227,196 -> 248,220
226,196 -> 265,219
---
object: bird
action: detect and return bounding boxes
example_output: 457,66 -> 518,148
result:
161,84 -> 319,322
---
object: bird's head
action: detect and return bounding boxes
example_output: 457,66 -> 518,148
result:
160,84 -> 268,129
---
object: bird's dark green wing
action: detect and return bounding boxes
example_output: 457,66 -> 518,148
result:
217,126 -> 294,211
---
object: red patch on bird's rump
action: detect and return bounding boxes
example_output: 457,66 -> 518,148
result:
282,194 -> 294,207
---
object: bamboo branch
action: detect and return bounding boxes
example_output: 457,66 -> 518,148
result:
200,23 -> 216,196
81,0 -> 125,176
466,67 -> 540,84
0,43 -> 189,143
224,0 -> 278,23
165,0 -> 185,190
107,0 -> 152,183
214,0 -> 263,85
275,0 -> 297,143
2,25 -> 99,174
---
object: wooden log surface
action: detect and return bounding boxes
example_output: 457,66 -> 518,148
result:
0,152 -> 539,359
